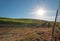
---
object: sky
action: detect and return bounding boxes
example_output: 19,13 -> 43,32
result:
0,0 -> 60,21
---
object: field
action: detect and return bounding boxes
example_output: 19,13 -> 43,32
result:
0,27 -> 52,41
0,17 -> 60,41
0,27 -> 60,41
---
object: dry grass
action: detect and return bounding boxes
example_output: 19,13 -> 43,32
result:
0,27 -> 59,41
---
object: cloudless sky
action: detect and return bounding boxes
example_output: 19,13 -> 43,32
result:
0,0 -> 59,21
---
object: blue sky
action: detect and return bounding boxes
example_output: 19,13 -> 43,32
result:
0,0 -> 60,21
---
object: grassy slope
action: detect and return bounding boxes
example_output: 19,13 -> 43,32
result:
0,17 -> 60,41
0,17 -> 48,26
0,17 -> 46,23
0,17 -> 60,27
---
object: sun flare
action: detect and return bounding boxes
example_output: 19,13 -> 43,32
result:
35,8 -> 46,16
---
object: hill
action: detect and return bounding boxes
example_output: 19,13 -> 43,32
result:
0,17 -> 60,28
0,17 -> 60,41
0,17 -> 47,23
0,17 -> 48,27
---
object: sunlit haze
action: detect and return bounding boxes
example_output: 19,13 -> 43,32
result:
33,7 -> 46,17
0,0 -> 59,21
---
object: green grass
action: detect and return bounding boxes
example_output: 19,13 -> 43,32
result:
0,17 -> 60,28
0,17 -> 47,23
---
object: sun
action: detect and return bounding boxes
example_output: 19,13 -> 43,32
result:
35,8 -> 46,16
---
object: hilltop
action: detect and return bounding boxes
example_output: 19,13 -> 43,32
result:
0,17 -> 60,28
0,17 -> 47,23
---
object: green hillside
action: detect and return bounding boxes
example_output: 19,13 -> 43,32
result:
0,17 -> 60,28
0,17 -> 47,23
